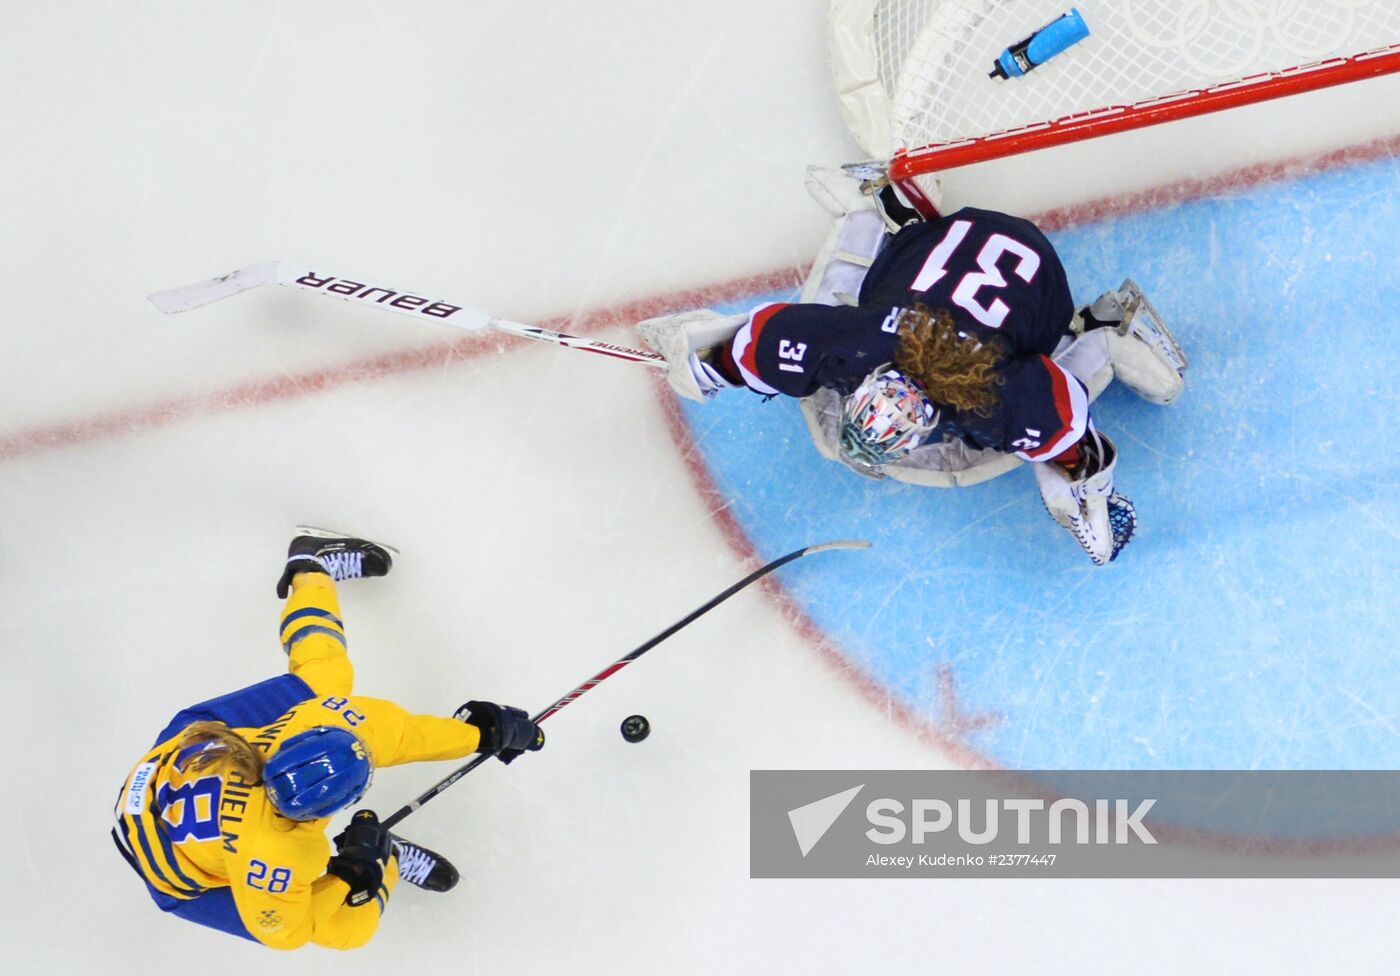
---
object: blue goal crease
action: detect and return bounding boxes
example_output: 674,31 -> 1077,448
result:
678,153 -> 1400,774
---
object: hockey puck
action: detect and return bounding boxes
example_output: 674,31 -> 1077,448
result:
620,714 -> 650,743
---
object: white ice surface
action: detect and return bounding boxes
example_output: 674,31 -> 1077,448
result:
2,2 -> 1399,973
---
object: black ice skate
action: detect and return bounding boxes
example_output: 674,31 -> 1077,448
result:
276,526 -> 398,597
391,836 -> 459,892
290,526 -> 396,581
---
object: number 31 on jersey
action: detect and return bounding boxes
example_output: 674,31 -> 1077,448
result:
910,220 -> 1041,330
777,339 -> 808,373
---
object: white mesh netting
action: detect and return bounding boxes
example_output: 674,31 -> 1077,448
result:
831,0 -> 1400,165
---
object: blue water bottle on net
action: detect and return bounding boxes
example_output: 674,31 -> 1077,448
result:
989,8 -> 1090,79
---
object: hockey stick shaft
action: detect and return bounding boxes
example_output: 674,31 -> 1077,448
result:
380,539 -> 870,830
148,260 -> 667,368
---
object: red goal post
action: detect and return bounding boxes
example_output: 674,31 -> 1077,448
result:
829,0 -> 1400,205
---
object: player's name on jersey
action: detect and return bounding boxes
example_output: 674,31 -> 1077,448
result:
219,774 -> 257,854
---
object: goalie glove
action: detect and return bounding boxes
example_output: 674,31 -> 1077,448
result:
636,309 -> 746,403
1033,430 -> 1136,566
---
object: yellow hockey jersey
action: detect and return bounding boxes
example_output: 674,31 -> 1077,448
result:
114,573 -> 480,949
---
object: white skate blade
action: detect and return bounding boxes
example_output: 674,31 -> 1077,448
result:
840,159 -> 889,183
1119,280 -> 1188,372
293,525 -> 400,556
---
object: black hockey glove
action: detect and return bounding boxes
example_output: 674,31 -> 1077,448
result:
456,700 -> 545,764
326,810 -> 393,906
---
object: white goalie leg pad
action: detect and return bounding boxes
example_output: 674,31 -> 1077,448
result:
1105,331 -> 1183,406
1077,279 -> 1187,406
1032,431 -> 1136,566
636,309 -> 747,403
800,209 -> 887,306
801,166 -> 890,306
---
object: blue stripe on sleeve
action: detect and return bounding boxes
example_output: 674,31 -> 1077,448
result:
282,624 -> 348,655
280,606 -> 344,633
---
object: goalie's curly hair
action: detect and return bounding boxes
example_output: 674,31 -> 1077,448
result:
893,306 -> 1005,417
176,720 -> 265,785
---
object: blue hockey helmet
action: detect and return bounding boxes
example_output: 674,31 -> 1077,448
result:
264,727 -> 372,821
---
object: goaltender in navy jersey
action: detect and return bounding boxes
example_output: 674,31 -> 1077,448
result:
730,208 -> 1087,461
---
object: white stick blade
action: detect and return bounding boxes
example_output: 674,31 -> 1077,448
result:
804,539 -> 873,554
147,261 -> 282,314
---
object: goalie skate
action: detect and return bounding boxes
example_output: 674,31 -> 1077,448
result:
1123,282 -> 1186,373
839,159 -> 890,184
1077,280 -> 1187,406
833,160 -> 939,227
1089,279 -> 1188,374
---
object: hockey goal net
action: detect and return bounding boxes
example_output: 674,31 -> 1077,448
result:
830,0 -> 1400,196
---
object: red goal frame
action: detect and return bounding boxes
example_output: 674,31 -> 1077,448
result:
889,43 -> 1400,185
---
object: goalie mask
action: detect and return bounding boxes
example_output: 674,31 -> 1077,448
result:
839,366 -> 940,467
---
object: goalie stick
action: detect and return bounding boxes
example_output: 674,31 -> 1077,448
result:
381,538 -> 871,829
147,260 -> 667,368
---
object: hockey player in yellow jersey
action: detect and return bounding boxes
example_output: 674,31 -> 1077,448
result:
112,529 -> 545,949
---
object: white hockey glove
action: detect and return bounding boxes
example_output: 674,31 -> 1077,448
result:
1033,430 -> 1136,566
1075,279 -> 1187,405
636,309 -> 746,402
687,353 -> 738,399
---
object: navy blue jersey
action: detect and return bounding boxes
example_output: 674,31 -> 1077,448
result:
728,208 -> 1088,461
